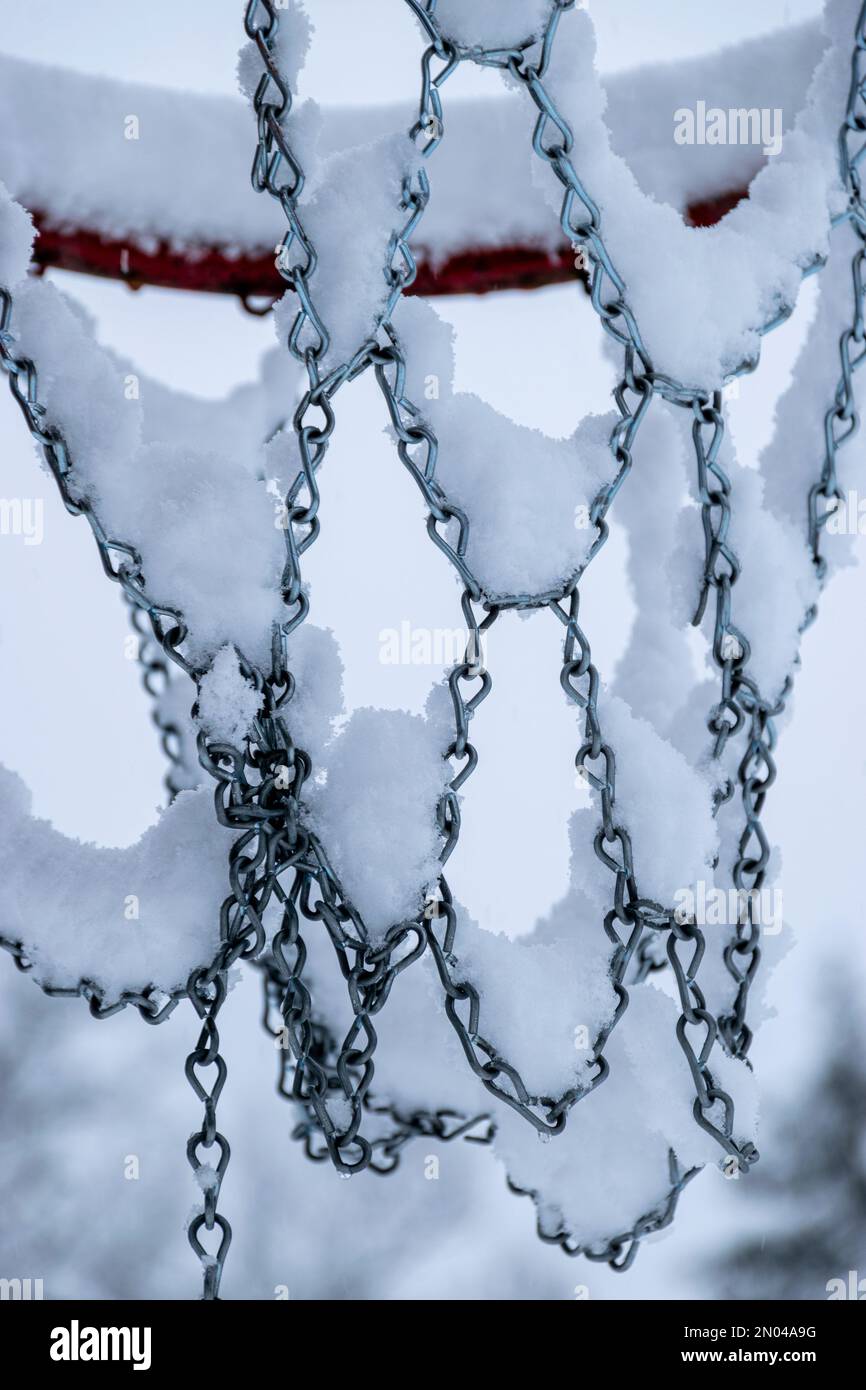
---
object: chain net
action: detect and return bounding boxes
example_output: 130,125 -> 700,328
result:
1,0 -> 865,1296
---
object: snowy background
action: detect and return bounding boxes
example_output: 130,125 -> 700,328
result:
1,0 -> 865,1300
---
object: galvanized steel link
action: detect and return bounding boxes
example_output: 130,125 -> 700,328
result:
1,0 -> 864,1287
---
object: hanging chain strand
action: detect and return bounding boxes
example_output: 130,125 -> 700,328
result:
809,0 -> 866,593
393,0 -> 758,1226
393,1 -> 866,1242
0,272 -> 268,1296
0,283 -> 195,1024
2,0 -> 864,1282
185,970 -> 231,1299
373,3 -> 670,1145
243,0 -> 450,1177
688,0 -> 866,1060
374,0 -> 866,1253
508,6 -> 754,1163
688,393 -> 787,1062
126,600 -> 195,801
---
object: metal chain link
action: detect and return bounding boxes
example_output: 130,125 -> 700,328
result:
185,969 -> 232,1299
393,0 -> 866,1233
3,0 -> 864,1284
386,1 -> 759,1193
687,0 -> 866,1060
499,0 -> 765,1183
0,274 -> 275,1297
0,284 -> 195,1025
808,1 -> 866,591
264,0 -> 768,1232
126,599 -> 195,800
260,955 -> 493,1173
247,2 -> 657,1161
687,391 -> 788,1061
507,1148 -> 701,1271
341,0 -> 858,1248
483,0 -> 848,1165
353,5 -> 654,1144
242,0 -> 456,1178
510,2 -> 768,1111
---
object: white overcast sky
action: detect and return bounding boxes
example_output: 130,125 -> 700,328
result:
0,0 -> 825,98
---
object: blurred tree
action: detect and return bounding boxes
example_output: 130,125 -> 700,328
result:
717,977 -> 866,1301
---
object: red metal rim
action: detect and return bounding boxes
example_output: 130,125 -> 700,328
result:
28,189 -> 748,305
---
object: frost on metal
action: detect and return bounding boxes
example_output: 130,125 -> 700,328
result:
0,0 -> 863,1293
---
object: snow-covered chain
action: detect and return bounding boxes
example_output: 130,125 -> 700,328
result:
1,0 -> 865,1294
